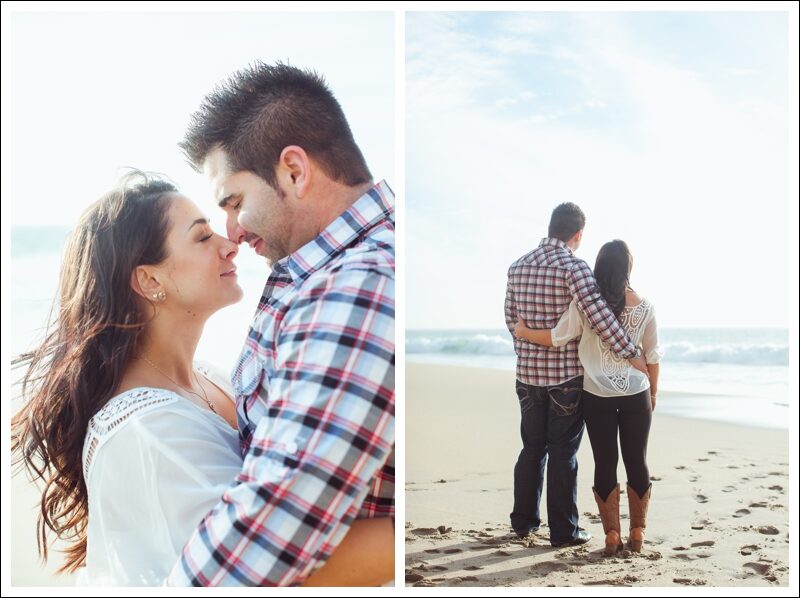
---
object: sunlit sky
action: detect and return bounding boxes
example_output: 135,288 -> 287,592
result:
407,11 -> 791,330
9,11 -> 394,227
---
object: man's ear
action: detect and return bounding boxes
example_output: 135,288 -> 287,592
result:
131,265 -> 163,302
278,145 -> 312,199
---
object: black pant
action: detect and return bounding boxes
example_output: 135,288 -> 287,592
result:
582,389 -> 652,501
510,377 -> 585,545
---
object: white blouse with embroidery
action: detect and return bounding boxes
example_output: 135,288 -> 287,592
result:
79,363 -> 241,586
551,298 -> 661,397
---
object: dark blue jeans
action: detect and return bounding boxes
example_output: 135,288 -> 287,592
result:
510,376 -> 585,545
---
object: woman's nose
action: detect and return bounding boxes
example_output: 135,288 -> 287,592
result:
220,235 -> 239,260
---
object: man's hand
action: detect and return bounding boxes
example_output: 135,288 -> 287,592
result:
629,351 -> 649,377
513,316 -> 527,340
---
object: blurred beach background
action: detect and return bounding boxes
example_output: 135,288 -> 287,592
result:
405,10 -> 795,587
5,9 -> 394,586
408,327 -> 789,430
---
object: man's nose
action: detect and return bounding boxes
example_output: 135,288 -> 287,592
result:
226,216 -> 246,244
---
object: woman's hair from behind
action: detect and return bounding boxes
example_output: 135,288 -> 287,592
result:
594,240 -> 633,319
11,171 -> 177,573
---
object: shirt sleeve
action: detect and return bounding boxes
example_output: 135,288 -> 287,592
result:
166,266 -> 395,587
87,408 -> 243,585
641,303 -> 662,364
551,300 -> 584,347
504,268 -> 517,336
566,260 -> 637,358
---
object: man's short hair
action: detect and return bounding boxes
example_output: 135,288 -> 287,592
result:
180,62 -> 372,190
548,202 -> 586,242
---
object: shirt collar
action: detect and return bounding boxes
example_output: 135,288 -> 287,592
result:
278,179 -> 394,284
539,237 -> 572,254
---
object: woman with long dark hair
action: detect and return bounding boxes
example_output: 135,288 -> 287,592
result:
514,240 -> 660,556
11,171 -> 393,585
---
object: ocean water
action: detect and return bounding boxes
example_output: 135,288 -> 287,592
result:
407,328 -> 791,429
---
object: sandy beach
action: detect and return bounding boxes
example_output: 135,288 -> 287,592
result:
405,363 -> 791,587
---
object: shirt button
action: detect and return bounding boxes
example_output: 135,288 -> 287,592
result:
286,441 -> 298,455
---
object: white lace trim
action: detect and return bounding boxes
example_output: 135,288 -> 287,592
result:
597,299 -> 652,393
82,388 -> 179,483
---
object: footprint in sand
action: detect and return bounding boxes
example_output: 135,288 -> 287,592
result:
674,465 -> 687,470
694,494 -> 709,503
643,552 -> 663,561
444,547 -> 463,554
690,540 -> 715,548
697,458 -> 710,462
689,476 -> 699,482
707,451 -> 718,455
722,485 -> 736,493
424,548 -> 441,553
727,465 -> 740,469
530,561 -> 571,577
411,528 -> 440,536
733,508 -> 751,518
691,519 -> 712,530
740,544 -> 759,555
769,485 -> 784,492
650,475 -> 662,481
464,565 -> 483,571
758,526 -> 780,535
429,565 -> 448,572
493,550 -> 512,557
674,578 -> 707,585
749,502 -> 768,508
405,572 -> 425,583
672,553 -> 711,561
743,562 -> 771,576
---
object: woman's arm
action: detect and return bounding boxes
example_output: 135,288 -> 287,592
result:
303,517 -> 394,587
513,316 -> 554,346
641,306 -> 661,411
647,363 -> 659,411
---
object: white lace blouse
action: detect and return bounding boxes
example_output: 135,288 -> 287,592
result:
79,364 -> 241,586
551,298 -> 661,397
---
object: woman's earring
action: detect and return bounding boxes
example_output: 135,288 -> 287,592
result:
152,290 -> 166,302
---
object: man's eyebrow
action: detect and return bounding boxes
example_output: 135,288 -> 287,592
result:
217,194 -> 234,208
187,218 -> 209,232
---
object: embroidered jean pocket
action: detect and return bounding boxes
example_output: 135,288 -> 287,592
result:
516,382 -> 532,414
547,381 -> 583,417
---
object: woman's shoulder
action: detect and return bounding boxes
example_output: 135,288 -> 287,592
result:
89,387 -> 181,435
83,387 -> 182,481
625,291 -> 655,310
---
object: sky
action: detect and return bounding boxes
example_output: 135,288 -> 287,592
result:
406,11 -> 792,330
8,11 -> 394,227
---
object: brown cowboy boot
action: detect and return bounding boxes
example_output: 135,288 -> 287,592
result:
627,483 -> 652,552
593,484 -> 623,556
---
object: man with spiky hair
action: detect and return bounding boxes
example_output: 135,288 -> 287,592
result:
168,62 -> 395,587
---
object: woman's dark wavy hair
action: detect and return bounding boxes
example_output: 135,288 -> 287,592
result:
11,171 -> 177,572
594,240 -> 633,319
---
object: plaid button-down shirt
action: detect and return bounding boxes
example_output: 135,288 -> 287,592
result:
504,237 -> 637,387
167,181 -> 395,587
